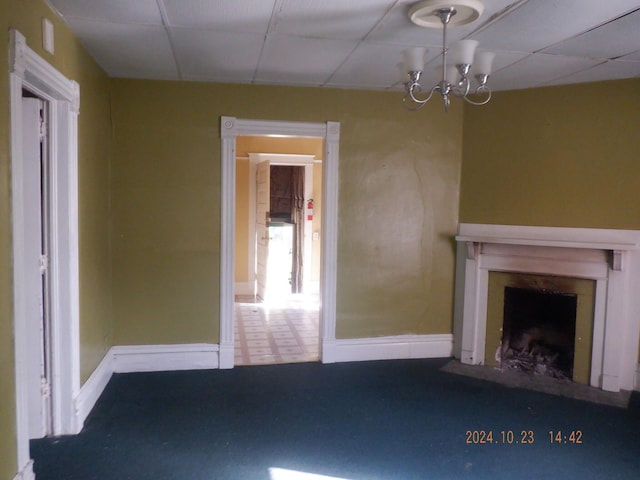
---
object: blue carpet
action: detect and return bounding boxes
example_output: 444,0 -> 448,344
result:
31,359 -> 640,479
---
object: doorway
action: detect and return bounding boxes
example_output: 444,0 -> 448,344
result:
235,144 -> 322,365
219,117 -> 340,369
10,28 -> 81,476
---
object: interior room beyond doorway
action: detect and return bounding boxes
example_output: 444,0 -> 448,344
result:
234,135 -> 323,366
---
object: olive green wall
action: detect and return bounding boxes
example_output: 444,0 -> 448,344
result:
109,79 -> 463,344
1,1 -> 112,477
0,1 -> 17,470
460,79 -> 640,229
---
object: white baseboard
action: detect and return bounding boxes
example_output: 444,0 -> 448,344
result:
112,343 -> 219,373
69,336 -> 454,435
72,343 -> 220,432
235,282 -> 254,296
219,343 -> 235,369
12,460 -> 35,480
635,363 -> 640,391
74,350 -> 114,432
322,334 -> 453,364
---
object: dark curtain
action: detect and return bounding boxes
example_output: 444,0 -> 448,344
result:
270,166 -> 292,220
290,167 -> 305,293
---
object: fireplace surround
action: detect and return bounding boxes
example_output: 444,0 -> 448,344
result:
454,224 -> 640,392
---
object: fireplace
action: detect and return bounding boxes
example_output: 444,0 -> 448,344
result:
502,285 -> 577,380
483,272 -> 595,385
454,224 -> 640,392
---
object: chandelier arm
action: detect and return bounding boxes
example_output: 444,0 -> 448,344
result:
406,82 -> 439,106
402,94 -> 428,111
462,87 -> 492,105
451,76 -> 470,97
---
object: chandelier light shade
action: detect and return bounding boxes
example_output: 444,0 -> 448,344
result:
401,0 -> 495,111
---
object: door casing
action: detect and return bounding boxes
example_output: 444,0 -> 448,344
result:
9,29 -> 81,474
220,117 -> 340,368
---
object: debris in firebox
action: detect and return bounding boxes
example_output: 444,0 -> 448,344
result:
500,341 -> 572,380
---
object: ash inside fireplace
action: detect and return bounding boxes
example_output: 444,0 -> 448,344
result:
500,286 -> 577,380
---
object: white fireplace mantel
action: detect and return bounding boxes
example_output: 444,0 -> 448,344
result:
454,223 -> 640,392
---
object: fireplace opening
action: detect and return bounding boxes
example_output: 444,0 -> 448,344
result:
501,286 -> 577,380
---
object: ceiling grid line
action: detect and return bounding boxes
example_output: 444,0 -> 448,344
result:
252,0 -> 287,84
156,0 -> 183,80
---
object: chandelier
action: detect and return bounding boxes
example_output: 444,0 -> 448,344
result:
401,0 -> 495,111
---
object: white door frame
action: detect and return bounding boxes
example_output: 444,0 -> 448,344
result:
9,29 -> 81,473
220,117 -> 340,368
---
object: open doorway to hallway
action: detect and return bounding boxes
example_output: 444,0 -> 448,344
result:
234,136 -> 323,366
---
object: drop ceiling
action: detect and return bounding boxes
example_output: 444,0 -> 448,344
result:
46,0 -> 640,92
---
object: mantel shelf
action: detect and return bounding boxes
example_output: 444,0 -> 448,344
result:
455,235 -> 637,252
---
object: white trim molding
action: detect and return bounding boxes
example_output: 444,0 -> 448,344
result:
73,343 -> 220,431
455,223 -> 640,392
9,30 -> 81,478
322,334 -> 453,364
112,344 -> 219,373
249,152 -> 316,165
11,460 -> 35,480
220,117 -> 340,369
73,351 -> 114,432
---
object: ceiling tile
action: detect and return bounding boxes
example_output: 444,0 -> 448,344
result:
487,53 -> 604,91
541,9 -> 640,59
473,0 -> 640,53
170,28 -> 264,81
46,0 -> 640,91
485,50 -> 531,75
327,42 -> 410,89
161,0 -> 276,33
49,0 -> 162,25
255,35 -> 357,86
66,19 -> 177,78
270,0 -> 392,40
542,59 -> 640,87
